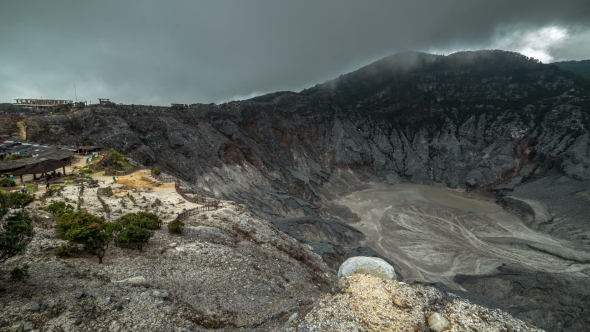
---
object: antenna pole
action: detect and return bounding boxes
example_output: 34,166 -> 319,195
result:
74,83 -> 78,102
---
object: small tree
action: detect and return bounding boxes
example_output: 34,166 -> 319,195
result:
109,150 -> 125,162
120,212 -> 162,230
56,211 -> 120,263
153,166 -> 162,176
10,264 -> 30,282
0,178 -> 16,187
0,192 -> 35,263
115,225 -> 153,252
47,201 -> 74,216
168,219 -> 184,234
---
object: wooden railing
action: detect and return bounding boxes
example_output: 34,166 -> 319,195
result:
176,203 -> 219,221
151,169 -> 176,183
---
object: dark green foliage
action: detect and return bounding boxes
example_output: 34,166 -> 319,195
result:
53,245 -> 70,258
0,192 -> 35,263
55,210 -> 101,238
115,225 -> 153,252
10,264 -> 29,282
47,201 -> 74,216
5,192 -> 35,210
55,211 -> 120,263
0,178 -> 16,187
0,103 -> 20,113
153,166 -> 162,175
109,150 -> 125,162
120,212 -> 161,230
168,219 -> 184,234
0,211 -> 34,263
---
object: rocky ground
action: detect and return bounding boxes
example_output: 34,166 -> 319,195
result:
4,51 -> 589,331
1,168 -> 336,331
1,167 -> 547,332
296,274 -> 542,332
0,203 -> 334,331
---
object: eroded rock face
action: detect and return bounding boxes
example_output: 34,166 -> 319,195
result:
17,51 -> 590,331
455,264 -> 590,332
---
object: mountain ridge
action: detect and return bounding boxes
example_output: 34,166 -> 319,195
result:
18,49 -> 590,331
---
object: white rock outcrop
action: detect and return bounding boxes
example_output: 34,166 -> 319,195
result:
338,256 -> 395,280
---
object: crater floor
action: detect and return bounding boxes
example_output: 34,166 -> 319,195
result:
337,184 -> 590,287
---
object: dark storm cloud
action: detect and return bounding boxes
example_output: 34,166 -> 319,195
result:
1,0 -> 589,105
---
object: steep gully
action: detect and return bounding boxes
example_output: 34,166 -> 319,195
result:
22,51 -> 590,331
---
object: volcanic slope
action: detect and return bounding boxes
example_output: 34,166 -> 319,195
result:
22,50 -> 590,331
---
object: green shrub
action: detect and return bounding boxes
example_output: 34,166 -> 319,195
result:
1,192 -> 35,264
109,150 -> 125,161
153,166 -> 161,175
168,219 -> 184,234
0,178 -> 16,187
120,212 -> 161,230
56,210 -> 98,239
80,168 -> 93,174
4,192 -> 35,209
53,245 -> 70,258
56,211 -> 120,264
115,225 -> 153,252
47,201 -> 74,216
10,264 -> 29,282
0,210 -> 34,263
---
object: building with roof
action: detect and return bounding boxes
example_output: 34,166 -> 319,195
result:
13,99 -> 73,110
0,140 -> 75,183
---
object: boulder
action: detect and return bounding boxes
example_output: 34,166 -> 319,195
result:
113,276 -> 149,287
126,276 -> 148,286
97,186 -> 113,197
152,289 -> 170,299
428,313 -> 450,332
22,322 -> 35,332
73,290 -> 86,299
28,302 -> 45,311
338,256 -> 395,280
465,178 -> 478,188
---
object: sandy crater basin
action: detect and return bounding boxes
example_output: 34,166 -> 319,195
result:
338,184 -> 589,287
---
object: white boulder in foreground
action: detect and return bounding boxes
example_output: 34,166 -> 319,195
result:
112,276 -> 149,286
428,312 -> 451,332
338,256 -> 396,280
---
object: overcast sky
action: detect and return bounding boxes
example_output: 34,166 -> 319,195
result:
1,0 -> 589,105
